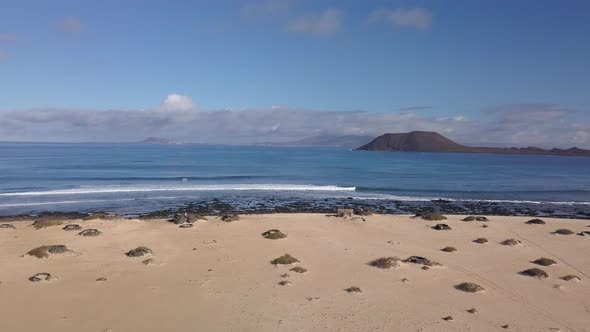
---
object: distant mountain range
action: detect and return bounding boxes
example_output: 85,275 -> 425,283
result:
138,137 -> 176,144
356,131 -> 590,157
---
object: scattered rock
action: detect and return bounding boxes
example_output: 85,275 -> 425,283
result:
270,254 -> 300,265
419,213 -> 447,221
345,286 -> 362,293
179,224 -> 193,228
29,272 -> 53,282
62,224 -> 82,231
501,324 -> 510,329
560,275 -> 581,282
261,229 -> 287,240
126,246 -> 152,257
473,238 -> 488,244
401,278 -> 410,283
476,216 -> 489,222
27,245 -> 69,258
441,246 -> 457,252
83,213 -> 119,221
96,277 -> 107,281
173,212 -> 189,224
532,257 -> 556,266
142,258 -> 155,265
306,297 -> 320,301
442,316 -> 453,321
466,308 -> 478,314
280,273 -> 290,278
203,240 -> 217,244
432,223 -> 452,230
526,218 -> 545,225
0,224 -> 16,229
278,280 -> 292,286
421,266 -> 430,270
368,257 -> 400,269
290,266 -> 307,273
404,256 -> 430,265
519,268 -> 549,279
501,239 -> 522,246
553,229 -> 574,235
577,231 -> 590,236
220,214 -> 239,222
78,229 -> 101,237
455,282 -> 485,293
462,216 -> 476,221
32,219 -> 64,230
481,224 -> 489,228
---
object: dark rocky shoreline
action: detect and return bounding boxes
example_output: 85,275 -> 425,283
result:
2,197 -> 589,221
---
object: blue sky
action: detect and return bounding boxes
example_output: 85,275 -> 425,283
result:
0,0 -> 589,146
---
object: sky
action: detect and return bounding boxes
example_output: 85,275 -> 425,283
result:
0,0 -> 589,147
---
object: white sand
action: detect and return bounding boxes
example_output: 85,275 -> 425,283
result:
0,214 -> 589,331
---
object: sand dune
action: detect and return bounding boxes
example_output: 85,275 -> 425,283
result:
0,214 -> 589,331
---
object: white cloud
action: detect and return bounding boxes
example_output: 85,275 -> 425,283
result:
369,8 -> 432,31
156,94 -> 196,112
59,17 -> 83,33
0,98 -> 587,148
287,9 -> 343,36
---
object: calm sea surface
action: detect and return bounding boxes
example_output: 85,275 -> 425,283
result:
1,143 -> 589,215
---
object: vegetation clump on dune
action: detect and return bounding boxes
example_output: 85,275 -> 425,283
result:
532,257 -> 556,266
28,272 -> 53,282
261,229 -> 287,240
345,286 -> 362,293
473,238 -> 488,244
368,256 -> 401,269
62,224 -> 82,231
455,282 -> 485,293
501,239 -> 522,246
462,216 -> 476,221
126,246 -> 153,257
290,266 -> 307,273
27,245 -> 69,258
78,229 -> 101,237
419,213 -> 447,221
441,246 -> 457,252
32,220 -> 64,230
432,223 -> 452,230
525,218 -> 545,225
553,229 -> 574,235
221,214 -> 240,222
270,254 -> 300,265
519,268 -> 549,279
403,256 -> 431,265
561,275 -> 581,282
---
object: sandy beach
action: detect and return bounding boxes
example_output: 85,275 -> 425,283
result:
0,213 -> 589,332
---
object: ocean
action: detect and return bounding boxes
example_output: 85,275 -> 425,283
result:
1,142 -> 589,217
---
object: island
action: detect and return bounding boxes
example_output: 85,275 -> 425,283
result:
356,131 -> 590,157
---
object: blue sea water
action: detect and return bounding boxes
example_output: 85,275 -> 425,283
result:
0,142 -> 589,215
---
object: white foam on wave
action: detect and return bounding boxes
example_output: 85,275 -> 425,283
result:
0,184 -> 357,197
348,194 -> 590,205
0,198 -> 137,208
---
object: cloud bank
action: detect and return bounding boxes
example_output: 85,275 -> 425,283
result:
287,9 -> 343,36
369,8 -> 432,30
0,95 -> 587,148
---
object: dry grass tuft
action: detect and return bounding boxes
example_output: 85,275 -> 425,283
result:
0,223 -> 16,229
28,272 -> 53,282
142,258 -> 155,265
32,220 -> 63,230
126,246 -> 153,257
368,256 -> 401,269
27,245 -> 69,258
62,224 -> 82,231
345,286 -> 362,293
519,268 -> 548,279
261,229 -> 287,240
455,282 -> 485,293
220,214 -> 239,222
420,213 -> 447,221
553,229 -> 574,235
404,256 -> 430,265
278,280 -> 292,286
501,239 -> 522,246
525,218 -> 545,225
290,266 -> 307,273
462,216 -> 476,221
441,246 -> 457,252
270,254 -> 299,265
78,229 -> 101,237
532,257 -> 556,266
560,275 -> 581,282
473,238 -> 488,244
